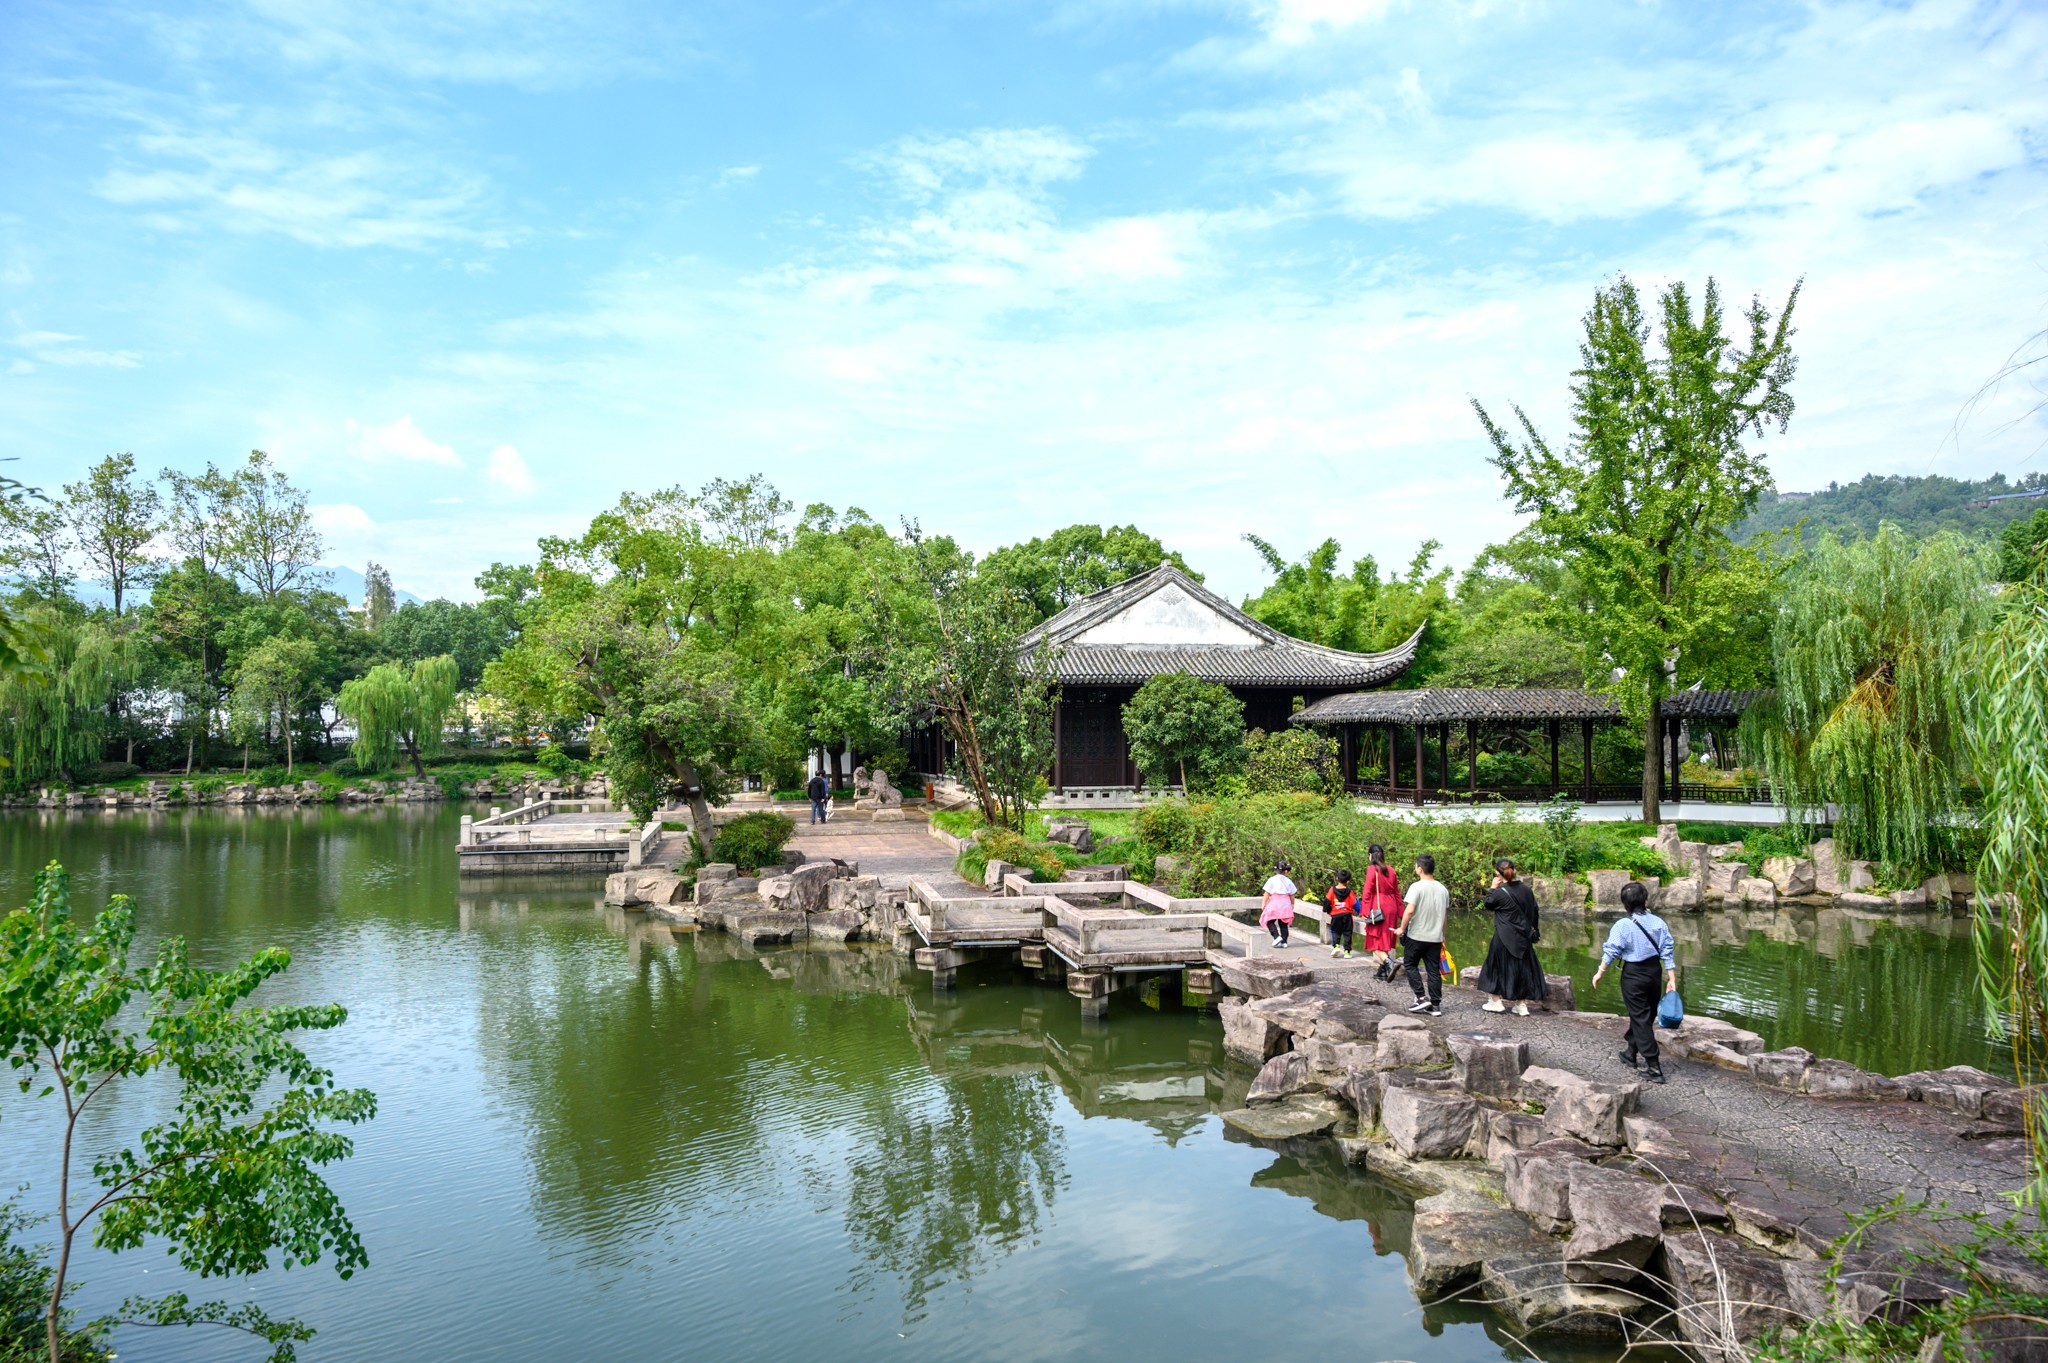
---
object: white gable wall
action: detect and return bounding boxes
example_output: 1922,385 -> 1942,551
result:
1071,582 -> 1264,647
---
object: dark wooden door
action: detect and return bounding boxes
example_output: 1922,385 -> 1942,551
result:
1060,694 -> 1126,786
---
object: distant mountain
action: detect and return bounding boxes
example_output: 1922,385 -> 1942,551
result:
1736,472 -> 2048,544
320,565 -> 425,609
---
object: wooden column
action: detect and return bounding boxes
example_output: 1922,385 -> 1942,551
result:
1548,719 -> 1561,790
1582,720 -> 1595,801
1341,725 -> 1357,789
1466,719 -> 1478,792
1053,700 -> 1064,793
1412,725 -> 1424,807
1668,716 -> 1682,804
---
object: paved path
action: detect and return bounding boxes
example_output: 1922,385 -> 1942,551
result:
786,818 -> 978,894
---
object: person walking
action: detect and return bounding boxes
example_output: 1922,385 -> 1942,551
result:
806,769 -> 830,826
1325,870 -> 1357,959
1590,880 -> 1679,1083
1476,857 -> 1546,1016
1357,844 -> 1400,967
1260,860 -> 1298,948
1396,853 -> 1449,1016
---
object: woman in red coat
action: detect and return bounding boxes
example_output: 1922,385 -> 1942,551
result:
1357,843 -> 1400,965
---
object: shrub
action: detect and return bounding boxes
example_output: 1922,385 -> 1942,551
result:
958,828 -> 1068,885
534,746 -> 574,778
1135,801 -> 1197,853
330,757 -> 363,779
1244,726 -> 1343,796
80,761 -> 141,785
1577,825 -> 1675,879
254,765 -> 289,788
710,811 -> 796,874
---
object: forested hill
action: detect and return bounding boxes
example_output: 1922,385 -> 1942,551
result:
1735,472 -> 2048,543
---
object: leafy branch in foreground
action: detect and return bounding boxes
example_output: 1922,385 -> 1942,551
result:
0,863 -> 376,1363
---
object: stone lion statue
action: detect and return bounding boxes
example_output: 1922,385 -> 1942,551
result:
851,765 -> 903,810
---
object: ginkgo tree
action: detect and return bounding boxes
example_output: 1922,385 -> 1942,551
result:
0,862 -> 376,1363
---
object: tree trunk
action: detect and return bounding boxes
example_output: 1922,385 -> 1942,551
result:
284,718 -> 294,775
405,735 -> 426,779
1640,698 -> 1662,825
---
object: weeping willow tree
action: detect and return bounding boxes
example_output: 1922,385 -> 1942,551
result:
1968,568 -> 2048,1200
0,611 -> 134,786
335,655 -> 459,777
1742,525 -> 1992,875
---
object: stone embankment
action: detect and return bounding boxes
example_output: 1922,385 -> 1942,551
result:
1210,964 -> 2037,1356
7,773 -> 607,810
1534,825 -> 1979,916
606,856 -> 897,948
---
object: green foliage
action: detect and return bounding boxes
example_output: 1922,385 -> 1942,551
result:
0,863 -> 374,1363
1537,795 -> 1580,875
977,524 -> 1194,623
1966,568 -> 2048,1202
0,1204 -> 109,1362
1999,504 -> 2048,583
1477,274 -> 1796,821
1134,800 -> 1198,853
374,597 -> 512,691
710,811 -> 797,874
1575,824 -> 1674,879
1239,536 -> 1447,664
958,828 -> 1067,886
534,745 -> 574,777
1120,672 -> 1244,792
1734,470 -> 2048,546
1744,526 -> 1993,877
1745,1203 -> 2048,1363
0,613 -> 134,788
335,655 -> 460,778
1243,726 -> 1341,796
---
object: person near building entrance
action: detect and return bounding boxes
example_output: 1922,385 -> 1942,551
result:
1591,880 -> 1679,1083
806,770 -> 830,825
1396,853 -> 1449,1017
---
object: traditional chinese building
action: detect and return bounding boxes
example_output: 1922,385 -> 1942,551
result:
1020,565 -> 1422,794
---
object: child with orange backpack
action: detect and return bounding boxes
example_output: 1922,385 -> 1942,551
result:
1325,870 -> 1358,958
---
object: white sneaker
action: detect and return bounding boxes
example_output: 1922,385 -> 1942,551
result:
1513,1003 -> 1531,1017
1407,999 -> 1433,1013
1482,1001 -> 1507,1013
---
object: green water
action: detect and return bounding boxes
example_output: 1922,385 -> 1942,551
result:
0,808 -> 1998,1362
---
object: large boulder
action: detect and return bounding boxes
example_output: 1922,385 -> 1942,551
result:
1894,1065 -> 2014,1117
1044,818 -> 1095,852
1891,886 -> 1931,911
1529,875 -> 1589,910
1218,998 -> 1292,1066
1382,1086 -> 1477,1160
1563,1163 -> 1665,1282
1661,1228 -> 1815,1359
1523,1066 -> 1640,1147
1543,973 -> 1577,1013
807,909 -> 863,943
1247,1052 -> 1315,1105
1480,1109 -> 1548,1164
1651,877 -> 1703,913
1247,981 -> 1384,1045
1219,1094 -> 1346,1144
1376,1014 -> 1448,1069
1205,953 -> 1312,999
1668,1016 -> 1767,1056
1586,869 -> 1636,908
1501,1139 -> 1595,1232
1748,1047 -> 1815,1091
1704,861 -> 1747,900
733,910 -> 807,946
1809,838 -> 1844,894
1800,1058 -> 1899,1101
1448,1032 -> 1529,1099
1762,856 -> 1817,898
605,870 -> 688,907
761,861 -> 845,914
1737,877 -> 1778,906
1408,1190 -> 1557,1297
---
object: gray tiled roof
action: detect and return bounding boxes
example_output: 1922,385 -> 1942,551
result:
1023,565 -> 1423,688
1290,687 -> 1769,725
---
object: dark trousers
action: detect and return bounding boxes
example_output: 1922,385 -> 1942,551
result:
1266,918 -> 1291,946
1403,936 -> 1443,1004
1329,915 -> 1353,949
1620,959 -> 1662,1067
809,798 -> 827,824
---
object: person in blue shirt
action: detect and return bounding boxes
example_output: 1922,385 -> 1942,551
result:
1590,880 -> 1679,1083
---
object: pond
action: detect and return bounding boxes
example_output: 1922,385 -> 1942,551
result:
0,808 -> 2000,1362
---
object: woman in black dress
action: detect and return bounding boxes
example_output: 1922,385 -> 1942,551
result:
1477,856 -> 1546,1016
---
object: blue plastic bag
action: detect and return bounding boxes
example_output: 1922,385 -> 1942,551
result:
1656,988 -> 1684,1029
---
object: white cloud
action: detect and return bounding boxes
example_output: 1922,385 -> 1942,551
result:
8,329 -> 141,368
484,444 -> 536,496
311,501 -> 378,537
719,165 -> 759,184
1256,0 -> 1406,46
347,416 -> 463,467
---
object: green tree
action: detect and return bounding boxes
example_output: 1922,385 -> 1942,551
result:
335,656 -> 459,777
218,453 -> 324,601
0,862 -> 375,1363
1240,536 -> 1452,668
1744,527 -> 1993,875
1998,505 -> 2048,583
1475,274 -> 1799,822
230,636 -> 322,775
61,456 -> 159,617
375,599 -> 506,691
1121,671 -> 1244,792
142,561 -> 246,771
0,496 -> 72,605
1967,566 -> 2048,1200
1243,725 -> 1341,796
361,563 -> 396,629
980,524 -> 1194,623
0,614 -> 133,786
867,528 -> 1053,827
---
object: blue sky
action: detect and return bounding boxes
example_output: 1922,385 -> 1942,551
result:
2,0 -> 2044,601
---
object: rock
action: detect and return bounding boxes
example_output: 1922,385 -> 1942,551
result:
1748,1047 -> 1815,1091
1480,1108 -> 1547,1164
733,910 -> 807,946
983,858 -> 1021,891
762,861 -> 845,914
1205,953 -> 1312,1000
1382,1086 -> 1477,1159
1737,877 -> 1778,906
1543,973 -> 1577,1013
1330,1065 -> 1381,1126
871,808 -> 906,823
1409,1195 -> 1555,1297
1522,1066 -> 1640,1147
1501,1139 -> 1594,1231
807,909 -> 862,943
1219,997 -> 1292,1065
1691,1041 -> 1755,1071
1060,864 -> 1126,883
1651,876 -> 1703,913
1763,856 -> 1817,897
1530,874 -> 1588,910
1921,871 -> 1972,903
1247,1052 -> 1314,1105
1651,823 -> 1685,873
1563,1163 -> 1665,1282
1301,1036 -> 1376,1079
1704,861 -> 1747,900
1847,860 -> 1876,891
1801,1058 -> 1899,1100
1448,1032 -> 1529,1099
1479,1252 -> 1656,1335
1219,1094 -> 1346,1144
1810,837 -> 1844,894
1891,886 -> 1931,911
1623,1115 -> 1689,1159
1895,1065 -> 2014,1117
1044,818 -> 1095,852
1670,1016 -> 1767,1055
1247,981 -> 1384,1044
1586,869 -> 1635,908
1376,1014 -> 1447,1069
1837,891 -> 1892,911
1661,1228 -> 1814,1357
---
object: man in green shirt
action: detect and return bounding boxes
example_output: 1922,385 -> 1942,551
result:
1396,853 -> 1450,1016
